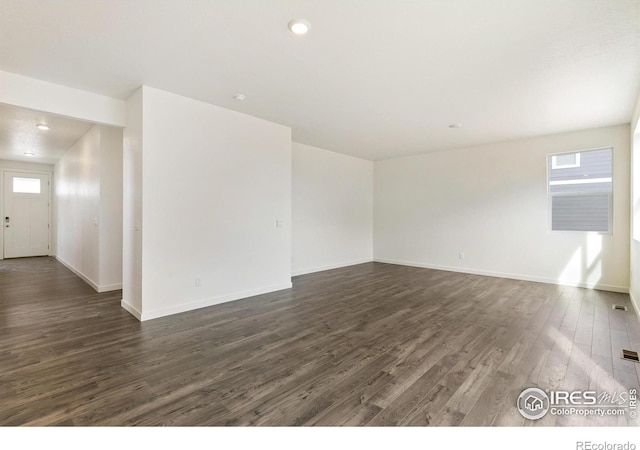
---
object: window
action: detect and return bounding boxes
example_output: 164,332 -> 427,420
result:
551,153 -> 581,169
548,148 -> 612,232
13,177 -> 41,194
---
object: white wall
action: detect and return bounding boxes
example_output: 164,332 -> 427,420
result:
292,142 -> 373,275
0,159 -> 53,259
54,124 -> 123,292
54,126 -> 100,285
374,125 -> 630,292
122,88 -> 143,318
629,91 -> 640,316
99,126 -> 123,290
0,70 -> 126,127
123,86 -> 292,321
0,159 -> 54,172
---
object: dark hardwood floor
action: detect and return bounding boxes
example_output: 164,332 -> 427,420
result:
1,257 -> 639,426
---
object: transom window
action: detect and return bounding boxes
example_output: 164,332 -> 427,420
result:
12,177 -> 41,194
551,153 -> 581,169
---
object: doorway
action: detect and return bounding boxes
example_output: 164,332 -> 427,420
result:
2,171 -> 50,258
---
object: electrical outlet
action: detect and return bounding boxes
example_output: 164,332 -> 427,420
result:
459,252 -> 465,260
276,219 -> 283,228
195,277 -> 201,287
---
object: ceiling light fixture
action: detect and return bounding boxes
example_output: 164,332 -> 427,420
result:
233,93 -> 246,101
448,123 -> 462,129
288,19 -> 311,35
36,124 -> 50,130
24,152 -> 35,157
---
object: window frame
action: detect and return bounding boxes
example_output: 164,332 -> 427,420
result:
547,147 -> 614,235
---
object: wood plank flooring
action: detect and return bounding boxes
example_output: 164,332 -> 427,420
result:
1,257 -> 639,426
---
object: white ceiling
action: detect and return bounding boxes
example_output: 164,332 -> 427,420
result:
0,0 -> 638,160
0,103 -> 93,165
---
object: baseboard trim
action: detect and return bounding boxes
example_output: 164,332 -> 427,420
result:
54,256 -> 122,293
292,258 -> 373,276
120,299 -> 142,320
373,258 -> 629,294
55,256 -> 101,292
138,282 -> 293,321
629,292 -> 640,325
98,283 -> 123,293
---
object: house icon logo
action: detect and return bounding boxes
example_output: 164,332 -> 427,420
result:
517,388 -> 550,420
525,395 -> 544,411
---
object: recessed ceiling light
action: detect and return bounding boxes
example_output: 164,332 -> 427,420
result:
288,19 -> 311,35
448,123 -> 462,129
36,124 -> 50,130
24,152 -> 35,157
233,93 -> 246,101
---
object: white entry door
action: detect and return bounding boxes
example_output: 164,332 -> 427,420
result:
3,171 -> 50,258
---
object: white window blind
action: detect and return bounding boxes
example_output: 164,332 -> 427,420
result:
548,148 -> 612,232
